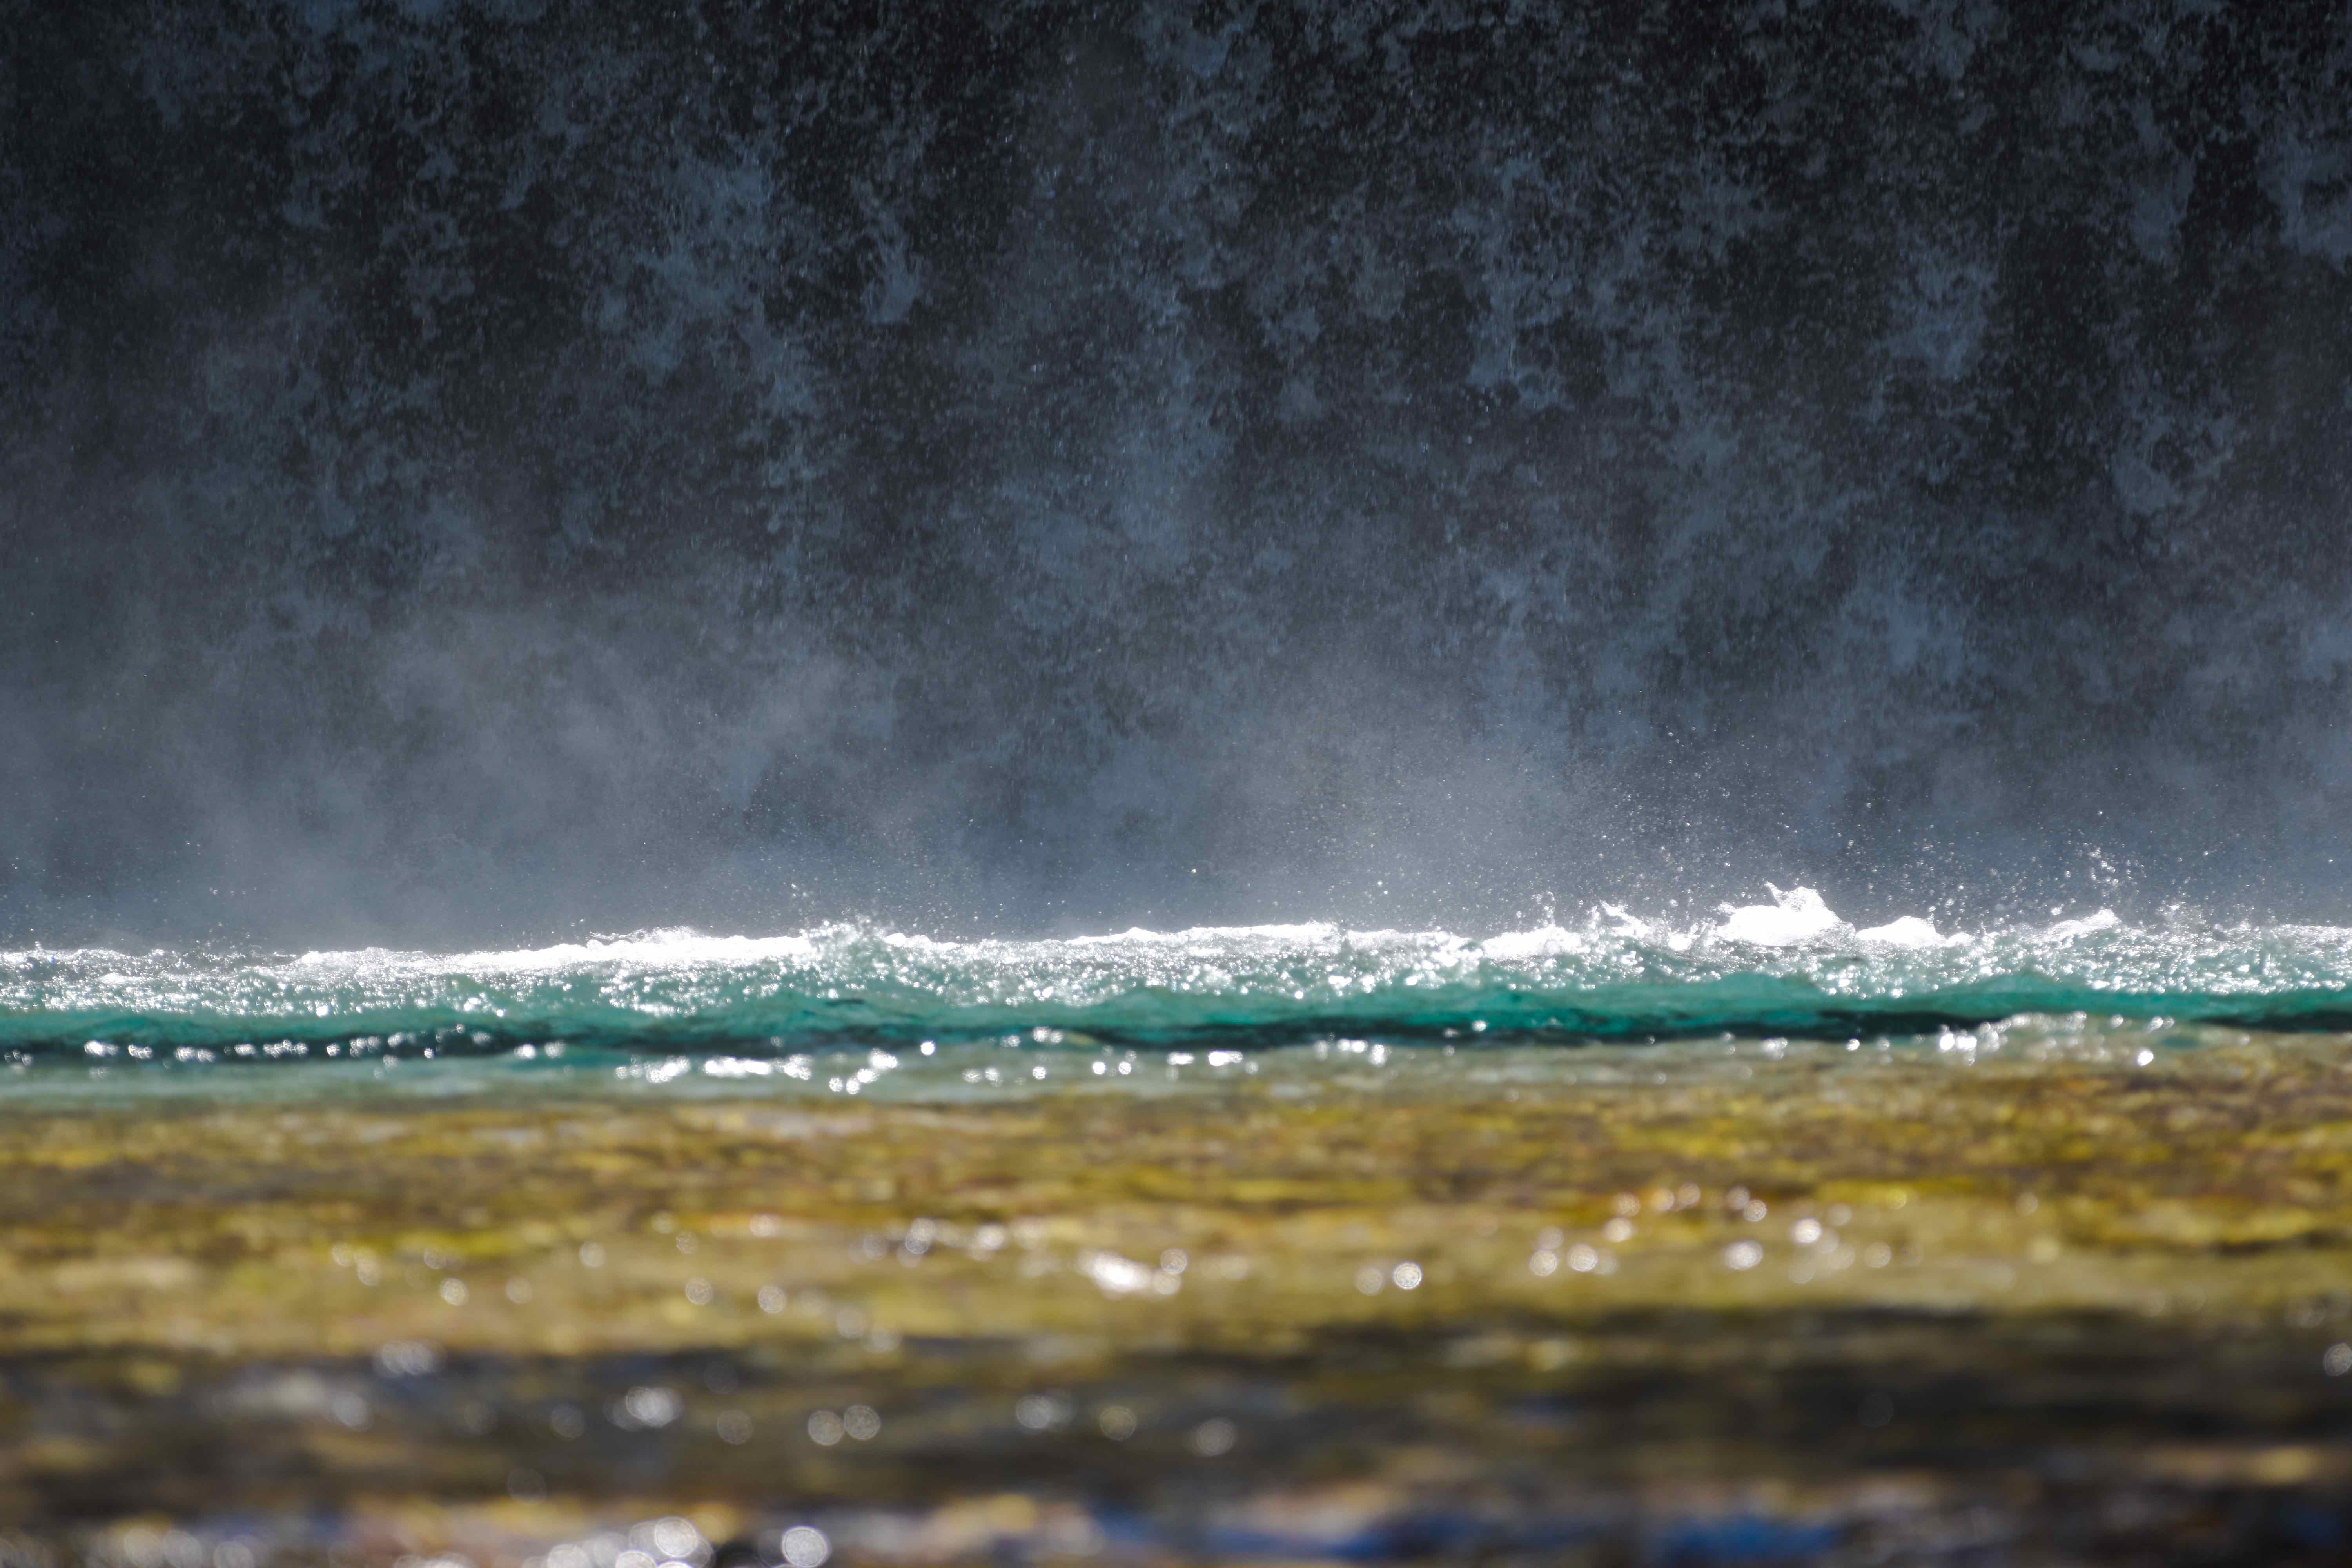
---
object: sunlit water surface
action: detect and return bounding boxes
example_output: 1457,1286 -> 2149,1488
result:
6,892 -> 2352,1566
5,888 -> 2350,1095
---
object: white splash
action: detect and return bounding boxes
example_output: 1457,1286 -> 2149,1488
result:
1476,925 -> 1585,960
1855,915 -> 1951,948
2045,909 -> 2122,941
1715,885 -> 1842,946
292,929 -> 820,976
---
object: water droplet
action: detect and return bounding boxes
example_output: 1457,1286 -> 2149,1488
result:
1190,1417 -> 1237,1456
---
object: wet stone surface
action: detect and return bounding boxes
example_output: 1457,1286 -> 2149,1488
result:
0,1031 -> 2349,1563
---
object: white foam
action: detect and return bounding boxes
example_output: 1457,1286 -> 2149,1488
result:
1715,885 -> 1843,946
1593,902 -> 1652,939
1477,926 -> 1584,960
1069,922 -> 1342,946
2044,909 -> 2121,941
291,930 -> 822,976
1855,915 -> 1950,948
14,899 -> 2282,1007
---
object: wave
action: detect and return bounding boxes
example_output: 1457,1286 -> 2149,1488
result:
7,889 -> 2352,1062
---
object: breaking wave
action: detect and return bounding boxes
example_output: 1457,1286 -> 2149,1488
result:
6,889 -> 2352,1063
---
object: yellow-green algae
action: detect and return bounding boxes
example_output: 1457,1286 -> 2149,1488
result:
4,1034 -> 2350,1356
4,1029 -> 2352,1562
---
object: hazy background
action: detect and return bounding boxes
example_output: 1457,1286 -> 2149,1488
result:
4,0 -> 2350,944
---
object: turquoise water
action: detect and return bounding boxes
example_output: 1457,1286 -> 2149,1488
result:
7,889 -> 2350,1070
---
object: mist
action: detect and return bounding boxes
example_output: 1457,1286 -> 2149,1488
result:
5,0 -> 2350,946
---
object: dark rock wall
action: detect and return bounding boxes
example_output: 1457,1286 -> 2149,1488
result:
5,0 -> 2350,938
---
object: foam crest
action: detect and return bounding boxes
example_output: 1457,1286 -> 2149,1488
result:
291,929 -> 824,975
8,894 -> 2352,1065
1714,885 -> 1842,947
